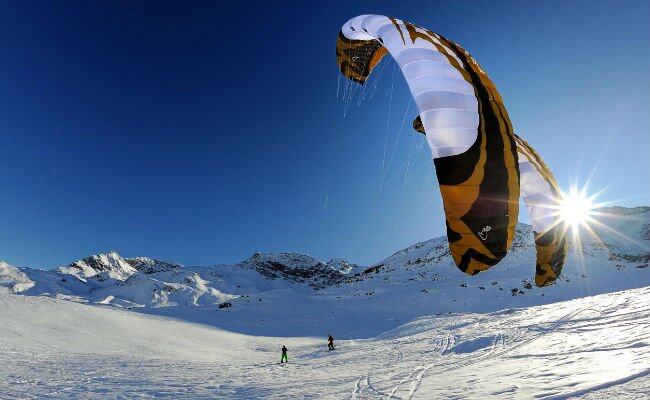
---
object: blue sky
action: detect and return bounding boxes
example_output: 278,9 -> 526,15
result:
1,1 -> 649,269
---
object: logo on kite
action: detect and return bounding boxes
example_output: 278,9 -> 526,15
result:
478,226 -> 492,241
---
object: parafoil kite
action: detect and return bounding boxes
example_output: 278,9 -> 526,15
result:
336,15 -> 567,286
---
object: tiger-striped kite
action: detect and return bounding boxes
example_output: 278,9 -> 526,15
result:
336,15 -> 567,286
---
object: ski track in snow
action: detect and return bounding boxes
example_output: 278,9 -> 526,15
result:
354,293 -> 646,400
389,299 -> 608,400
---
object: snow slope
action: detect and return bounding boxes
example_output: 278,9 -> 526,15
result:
0,205 -> 649,398
0,286 -> 647,399
0,261 -> 34,294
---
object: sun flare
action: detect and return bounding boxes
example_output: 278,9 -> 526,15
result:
558,188 -> 595,229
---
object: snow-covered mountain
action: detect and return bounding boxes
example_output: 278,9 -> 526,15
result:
1,206 -> 648,335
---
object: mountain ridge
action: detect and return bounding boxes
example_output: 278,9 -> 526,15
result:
0,206 -> 648,330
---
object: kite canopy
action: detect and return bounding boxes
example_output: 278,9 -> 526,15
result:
516,135 -> 568,286
337,15 -> 566,286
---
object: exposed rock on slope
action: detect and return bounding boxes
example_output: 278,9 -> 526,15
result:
235,252 -> 345,289
125,257 -> 182,274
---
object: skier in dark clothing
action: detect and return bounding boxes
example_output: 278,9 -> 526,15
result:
328,334 -> 335,351
280,345 -> 288,363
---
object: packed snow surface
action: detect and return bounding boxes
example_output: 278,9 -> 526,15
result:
0,287 -> 647,399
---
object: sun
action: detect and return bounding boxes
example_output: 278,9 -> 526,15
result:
558,188 -> 595,229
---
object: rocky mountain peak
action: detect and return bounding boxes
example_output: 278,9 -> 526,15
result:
237,252 -> 345,289
58,251 -> 137,282
125,257 -> 182,274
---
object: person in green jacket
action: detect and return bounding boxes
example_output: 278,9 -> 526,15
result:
280,345 -> 288,363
